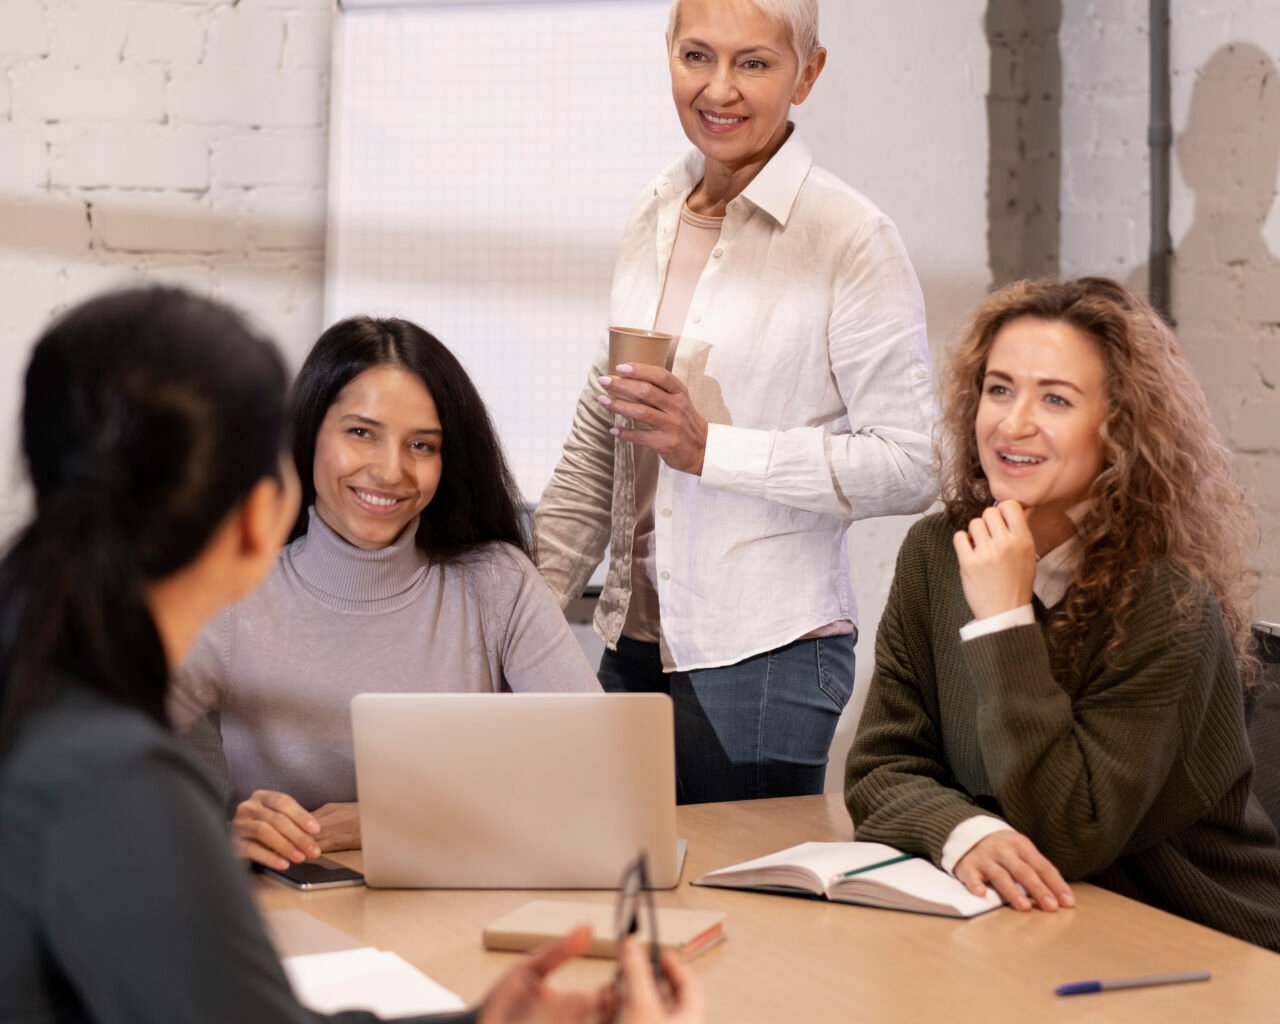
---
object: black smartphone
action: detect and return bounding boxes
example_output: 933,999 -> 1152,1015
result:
258,856 -> 365,891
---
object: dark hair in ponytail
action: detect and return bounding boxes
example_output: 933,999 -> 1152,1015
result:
0,287 -> 288,749
289,317 -> 528,560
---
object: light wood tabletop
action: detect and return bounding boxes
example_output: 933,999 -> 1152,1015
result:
255,793 -> 1280,1023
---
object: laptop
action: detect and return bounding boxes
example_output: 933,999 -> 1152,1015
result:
350,693 -> 682,889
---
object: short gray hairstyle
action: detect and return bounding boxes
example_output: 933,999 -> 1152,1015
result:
667,0 -> 821,61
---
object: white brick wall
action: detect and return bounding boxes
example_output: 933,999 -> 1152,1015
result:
0,0 -> 50,58
0,0 -> 333,535
14,63 -> 167,121
51,126 -> 210,190
1059,0 -> 1280,615
49,3 -> 132,66
214,131 -> 327,187
169,68 -> 323,126
1059,0 -> 1150,278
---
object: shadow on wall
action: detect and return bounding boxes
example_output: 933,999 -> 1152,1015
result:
1158,43 -> 1280,616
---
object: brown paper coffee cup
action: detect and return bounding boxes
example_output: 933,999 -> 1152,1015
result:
608,327 -> 673,371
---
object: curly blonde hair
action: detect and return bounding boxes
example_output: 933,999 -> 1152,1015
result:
938,277 -> 1259,682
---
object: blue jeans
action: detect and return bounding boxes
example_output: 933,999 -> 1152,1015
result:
598,634 -> 856,804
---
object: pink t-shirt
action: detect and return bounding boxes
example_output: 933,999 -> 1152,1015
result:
623,204 -> 723,642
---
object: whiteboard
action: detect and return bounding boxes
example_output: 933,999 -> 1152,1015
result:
326,0 -> 688,502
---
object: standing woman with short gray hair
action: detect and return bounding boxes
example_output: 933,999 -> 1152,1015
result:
535,0 -> 938,803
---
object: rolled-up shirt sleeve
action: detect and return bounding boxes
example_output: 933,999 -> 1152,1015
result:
939,815 -> 1015,875
958,605 -> 1036,641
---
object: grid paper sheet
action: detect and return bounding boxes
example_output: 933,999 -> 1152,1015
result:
328,1 -> 687,502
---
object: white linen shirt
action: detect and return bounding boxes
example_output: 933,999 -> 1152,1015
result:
533,132 -> 937,671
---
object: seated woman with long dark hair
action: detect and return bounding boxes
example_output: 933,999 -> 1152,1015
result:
0,288 -> 696,1023
171,317 -> 601,869
846,277 -> 1280,949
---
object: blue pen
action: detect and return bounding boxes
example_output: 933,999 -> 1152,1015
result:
1055,970 -> 1211,996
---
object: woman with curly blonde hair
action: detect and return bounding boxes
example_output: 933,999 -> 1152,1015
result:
846,277 -> 1280,950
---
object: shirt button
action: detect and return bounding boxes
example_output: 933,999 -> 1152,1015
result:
712,248 -> 724,259
691,314 -> 702,324
661,571 -> 671,581
914,366 -> 929,380
661,507 -> 672,517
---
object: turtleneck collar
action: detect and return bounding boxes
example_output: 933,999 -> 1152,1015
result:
286,506 -> 429,612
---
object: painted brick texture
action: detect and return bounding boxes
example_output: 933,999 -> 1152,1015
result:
0,0 -> 332,533
1059,0 -> 1280,615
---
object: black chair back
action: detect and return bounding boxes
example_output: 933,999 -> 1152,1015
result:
1246,623 -> 1280,832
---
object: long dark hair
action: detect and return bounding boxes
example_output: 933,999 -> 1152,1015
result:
289,317 -> 528,560
0,288 -> 288,748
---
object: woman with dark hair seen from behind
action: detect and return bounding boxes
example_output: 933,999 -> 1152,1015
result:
0,288 -> 699,1023
171,316 -> 600,870
846,277 -> 1280,949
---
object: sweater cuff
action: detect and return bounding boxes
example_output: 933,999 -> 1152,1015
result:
940,815 -> 1014,875
959,604 -> 1035,642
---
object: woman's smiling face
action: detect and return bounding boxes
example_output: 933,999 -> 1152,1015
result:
976,316 -> 1109,530
668,0 -> 822,176
312,364 -> 443,550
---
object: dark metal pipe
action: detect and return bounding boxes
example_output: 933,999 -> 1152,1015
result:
1149,0 -> 1172,321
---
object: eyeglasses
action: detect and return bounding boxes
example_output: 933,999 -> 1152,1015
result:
614,850 -> 666,992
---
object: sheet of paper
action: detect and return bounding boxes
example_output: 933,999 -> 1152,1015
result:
283,947 -> 467,1016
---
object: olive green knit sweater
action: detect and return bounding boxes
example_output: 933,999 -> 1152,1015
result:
846,513 -> 1280,950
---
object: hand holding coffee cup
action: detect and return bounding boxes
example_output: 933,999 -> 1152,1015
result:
598,328 -> 707,476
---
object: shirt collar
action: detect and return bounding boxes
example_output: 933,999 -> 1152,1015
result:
739,127 -> 812,227
654,125 -> 813,228
1034,502 -> 1090,609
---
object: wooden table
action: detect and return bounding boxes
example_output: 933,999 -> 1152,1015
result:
256,794 -> 1280,1023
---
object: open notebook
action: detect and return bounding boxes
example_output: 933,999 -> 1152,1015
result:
693,841 -> 1003,919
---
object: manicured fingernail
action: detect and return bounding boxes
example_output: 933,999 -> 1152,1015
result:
609,427 -> 620,436
598,376 -> 612,387
291,850 -> 305,863
616,363 -> 633,373
306,820 -> 320,833
1063,893 -> 1076,908
596,394 -> 612,406
275,858 -> 289,870
310,846 -> 321,858
1043,898 -> 1058,911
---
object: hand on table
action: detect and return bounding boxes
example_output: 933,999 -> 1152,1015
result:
954,830 -> 1075,912
231,793 -> 361,868
311,801 -> 362,853
597,365 -> 708,476
231,789 -> 321,869
952,500 -> 1037,620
